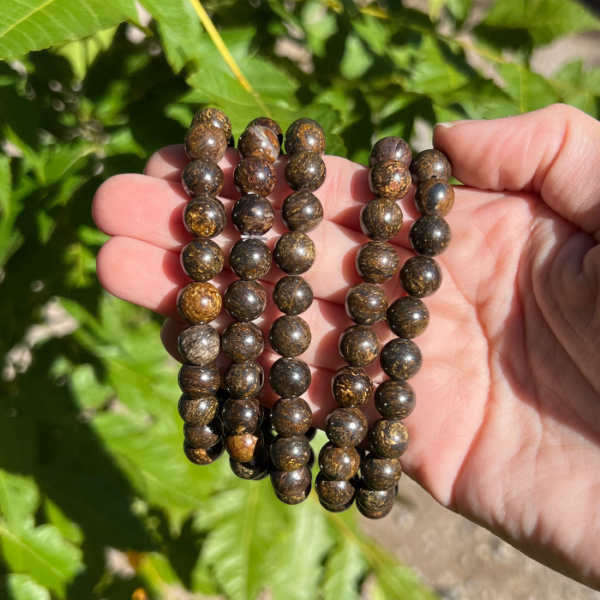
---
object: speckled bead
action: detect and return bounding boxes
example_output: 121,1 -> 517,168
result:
223,280 -> 267,322
369,160 -> 411,199
178,362 -> 220,398
182,157 -> 224,198
178,324 -> 220,366
319,497 -> 354,512
380,338 -> 422,381
269,358 -> 311,398
361,454 -> 402,491
411,149 -> 451,183
400,256 -> 442,298
414,180 -> 455,216
230,450 -> 269,480
231,194 -> 275,236
273,232 -> 316,275
356,241 -> 399,284
181,239 -> 224,282
274,485 -> 311,506
345,283 -> 388,325
238,125 -> 280,163
221,321 -> 264,363
185,123 -> 228,162
326,407 -> 368,448
387,296 -> 429,339
184,439 -> 224,465
370,137 -> 412,168
273,276 -> 313,316
225,430 -> 264,463
284,152 -> 326,192
270,435 -> 311,471
281,191 -> 324,233
318,442 -> 360,481
369,419 -> 409,459
356,483 -> 396,512
192,107 -> 232,140
374,380 -> 416,421
360,198 -> 403,241
184,418 -> 223,449
339,325 -> 381,367
332,366 -> 373,408
249,117 -> 283,146
184,196 -> 227,239
284,119 -> 326,156
315,473 -> 356,507
221,398 -> 262,434
229,238 -> 272,281
178,282 -> 222,324
269,315 -> 311,358
224,361 -> 264,398
357,498 -> 394,519
233,157 -> 276,196
271,397 -> 312,438
271,466 -> 312,496
178,395 -> 219,427
409,215 -> 452,257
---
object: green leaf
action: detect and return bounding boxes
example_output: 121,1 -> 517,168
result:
446,0 -> 472,21
322,541 -> 367,600
552,61 -> 600,117
54,29 -> 116,81
498,62 -> 558,112
5,573 -> 50,600
0,472 -> 39,532
340,33 -> 373,80
428,0 -> 447,21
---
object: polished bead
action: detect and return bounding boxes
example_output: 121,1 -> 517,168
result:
356,498 -> 394,519
269,315 -> 311,358
183,196 -> 227,239
332,366 -> 373,408
225,430 -> 264,463
369,419 -> 409,458
284,118 -> 326,156
411,149 -> 451,183
178,362 -> 220,398
356,482 -> 396,512
185,123 -> 228,162
284,152 -> 326,192
183,439 -> 224,465
271,466 -> 311,496
221,398 -> 261,434
177,324 -> 220,366
345,283 -> 388,325
233,157 -> 276,196
414,180 -> 455,216
269,358 -> 311,398
238,125 -> 280,163
229,238 -> 272,281
182,157 -> 224,197
326,407 -> 368,448
360,197 -> 403,241
249,117 -> 283,146
380,338 -> 422,381
387,296 -> 429,339
181,239 -> 224,282
339,325 -> 380,367
224,361 -> 264,398
305,426 -> 317,442
178,395 -> 219,426
319,497 -> 354,512
400,256 -> 442,298
274,484 -> 311,505
409,215 -> 451,257
374,380 -> 416,421
230,450 -> 269,480
271,397 -> 312,437
270,435 -> 311,471
307,447 -> 315,470
281,191 -> 323,233
369,160 -> 411,199
273,276 -> 313,316
231,194 -> 275,236
356,241 -> 399,283
223,280 -> 266,322
178,282 -> 222,324
273,232 -> 316,275
370,137 -> 412,168
361,453 -> 402,491
315,472 -> 355,506
192,107 -> 232,140
318,442 -> 360,481
184,418 -> 223,449
221,321 -> 264,363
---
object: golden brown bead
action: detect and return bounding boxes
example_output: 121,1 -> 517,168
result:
178,282 -> 222,324
339,325 -> 380,367
225,430 -> 264,463
178,362 -> 220,398
356,498 -> 394,519
184,418 -> 223,449
284,118 -> 326,156
269,315 -> 311,358
223,280 -> 267,322
184,439 -> 224,465
318,442 -> 360,481
387,296 -> 429,339
229,238 -> 272,281
374,380 -> 416,421
233,157 -> 276,196
356,241 -> 399,284
332,366 -> 373,408
273,276 -> 313,316
284,152 -> 326,192
248,117 -> 283,145
315,473 -> 356,507
369,160 -> 411,199
411,149 -> 451,183
230,450 -> 269,480
178,324 -> 220,366
231,194 -> 275,236
185,123 -> 228,162
325,407 -> 368,448
270,435 -> 311,471
274,485 -> 311,505
271,397 -> 312,438
192,107 -> 232,140
183,196 -> 227,239
281,191 -> 324,233
273,232 -> 316,275
181,239 -> 224,282
360,197 -> 403,241
356,482 -> 396,512
269,358 -> 311,398
345,283 -> 388,325
221,398 -> 262,434
369,419 -> 409,459
414,179 -> 455,216
409,215 -> 452,257
178,395 -> 219,427
224,361 -> 264,398
182,157 -> 224,198
361,453 -> 402,491
380,338 -> 422,381
400,256 -> 442,298
370,137 -> 412,168
238,125 -> 280,163
270,466 -> 312,496
221,321 -> 264,363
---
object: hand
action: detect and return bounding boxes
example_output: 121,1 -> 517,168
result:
92,104 -> 600,589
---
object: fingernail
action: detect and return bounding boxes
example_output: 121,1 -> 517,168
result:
436,119 -> 483,129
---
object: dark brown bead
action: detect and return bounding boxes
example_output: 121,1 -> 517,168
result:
325,407 -> 368,448
183,196 -> 227,239
319,497 -> 354,512
184,439 -> 224,465
274,484 -> 311,505
224,361 -> 264,398
229,238 -> 272,281
305,426 -> 317,442
270,435 -> 311,471
345,283 -> 388,325
380,338 -> 422,381
273,232 -> 316,275
284,152 -> 326,192
271,397 -> 312,437
369,160 -> 411,199
284,118 -> 326,156
231,194 -> 275,236
318,442 -> 360,481
192,107 -> 232,140
178,395 -> 219,426
411,149 -> 451,183
360,197 -> 403,242
221,321 -> 264,363
248,117 -> 283,146
230,450 -> 269,480
387,297 -> 429,339
270,466 -> 311,495
332,366 -> 373,408
225,430 -> 264,463
400,256 -> 442,298
357,499 -> 394,519
361,454 -> 402,491
356,482 -> 396,512
178,362 -> 220,398
184,418 -> 223,449
178,282 -> 222,324
273,276 -> 313,316
370,137 -> 412,168
374,380 -> 416,421
315,473 -> 355,506
185,123 -> 228,162
182,157 -> 224,197
307,447 -> 315,470
281,191 -> 324,232
339,325 -> 380,368
356,241 -> 399,284
409,215 -> 452,257
233,157 -> 276,196
222,398 -> 261,434
369,419 -> 409,459
178,324 -> 220,366
223,280 -> 266,322
238,125 -> 280,163
181,239 -> 224,282
269,315 -> 311,358
269,358 -> 311,398
414,180 -> 455,216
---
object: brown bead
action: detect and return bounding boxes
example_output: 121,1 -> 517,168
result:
411,149 -> 451,183
270,435 -> 311,471
223,280 -> 266,322
345,283 -> 388,325
281,191 -> 324,233
273,276 -> 313,316
374,380 -> 416,421
305,426 -> 317,442
182,157 -> 224,197
339,325 -> 380,367
178,324 -> 220,366
273,232 -> 316,275
269,315 -> 311,358
356,482 -> 396,512
369,419 -> 409,459
233,157 -> 276,196
248,117 -> 283,146
269,358 -> 311,398
274,484 -> 311,505
225,430 -> 264,463
232,194 -> 275,236
357,499 -> 394,519
414,180 -> 455,216
326,407 -> 368,448
183,439 -> 224,465
178,282 -> 222,324
178,362 -> 220,398
387,297 -> 429,339
284,152 -> 326,192
356,241 -> 399,284
400,256 -> 442,298
229,238 -> 272,281
319,497 -> 354,512
181,239 -> 224,282
380,338 -> 422,381
192,107 -> 232,140
369,160 -> 411,199
409,215 -> 452,257
270,466 -> 312,495
361,453 -> 402,491
284,118 -> 326,156
332,366 -> 373,408
183,196 -> 227,239
271,397 -> 312,437
370,137 -> 412,168
318,442 -> 360,481
315,473 -> 356,506
185,123 -> 228,162
238,126 -> 280,163
230,450 -> 269,480
178,395 -> 219,426
224,361 -> 264,398
221,321 -> 264,363
221,398 -> 261,434
360,197 -> 403,241
184,418 -> 223,449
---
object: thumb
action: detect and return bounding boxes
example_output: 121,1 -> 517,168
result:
433,104 -> 600,238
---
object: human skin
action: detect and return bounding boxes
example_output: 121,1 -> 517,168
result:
92,104 -> 600,589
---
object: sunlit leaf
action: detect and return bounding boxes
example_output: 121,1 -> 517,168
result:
5,573 -> 51,600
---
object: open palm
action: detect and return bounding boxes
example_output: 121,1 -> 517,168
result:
93,105 -> 600,589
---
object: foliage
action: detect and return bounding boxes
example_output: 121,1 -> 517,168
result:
0,0 -> 599,598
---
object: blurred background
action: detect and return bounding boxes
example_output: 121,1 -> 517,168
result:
1,0 -> 600,598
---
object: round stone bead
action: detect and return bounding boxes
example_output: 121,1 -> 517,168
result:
184,196 -> 227,239
181,239 -> 224,282
356,241 -> 399,284
223,280 -> 266,322
178,395 -> 219,427
284,152 -> 326,192
332,366 -> 373,408
380,338 -> 422,381
369,160 -> 411,199
387,296 -> 429,339
229,238 -> 272,281
192,107 -> 232,140
273,276 -> 313,316
339,325 -> 381,367
360,197 -> 403,241
274,232 -> 316,275
356,483 -> 396,512
233,157 -> 276,196
284,118 -> 326,156
270,435 -> 311,471
232,194 -> 275,236
318,442 -> 360,481
185,123 -> 228,162
224,361 -> 264,398
369,419 -> 409,459
249,117 -> 283,146
184,418 -> 223,449
178,324 -> 220,366
183,439 -> 224,465
356,498 -> 394,519
361,454 -> 402,491
221,321 -> 264,363
414,180 -> 455,216
315,473 -> 356,507
238,125 -> 280,163
182,157 -> 224,197
178,362 -> 220,398
271,397 -> 312,437
178,282 -> 222,324
271,466 -> 312,496
400,256 -> 442,298
374,380 -> 416,421
269,315 -> 311,358
281,191 -> 324,232
269,358 -> 311,398
370,137 -> 412,168
319,497 -> 354,513
225,430 -> 264,463
411,149 -> 451,183
274,484 -> 311,506
230,450 -> 269,480
409,215 -> 452,257
221,398 -> 261,434
345,283 -> 388,325
325,407 -> 368,448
